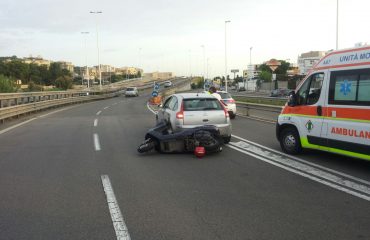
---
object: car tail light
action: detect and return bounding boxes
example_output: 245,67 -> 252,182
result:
223,105 -> 229,118
194,146 -> 206,158
176,101 -> 184,120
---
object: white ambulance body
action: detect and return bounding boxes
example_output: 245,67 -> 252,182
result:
276,46 -> 370,161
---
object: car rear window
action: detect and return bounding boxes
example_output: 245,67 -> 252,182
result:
126,88 -> 135,91
218,92 -> 232,99
183,98 -> 223,111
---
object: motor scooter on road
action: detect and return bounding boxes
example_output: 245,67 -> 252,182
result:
137,122 -> 223,155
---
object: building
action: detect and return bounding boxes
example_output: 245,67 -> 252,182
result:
243,64 -> 261,79
23,56 -> 52,67
57,61 -> 74,74
116,67 -> 143,76
298,51 -> 326,75
144,72 -> 173,80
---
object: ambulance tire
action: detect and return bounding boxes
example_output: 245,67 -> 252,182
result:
280,127 -> 302,155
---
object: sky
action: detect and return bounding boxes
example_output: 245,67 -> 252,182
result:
1,0 -> 370,77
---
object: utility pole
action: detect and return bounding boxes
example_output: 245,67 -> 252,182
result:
90,11 -> 103,88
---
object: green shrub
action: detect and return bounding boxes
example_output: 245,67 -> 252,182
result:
0,74 -> 16,93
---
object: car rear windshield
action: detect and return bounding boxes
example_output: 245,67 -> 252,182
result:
126,88 -> 135,91
218,92 -> 232,99
183,98 -> 223,111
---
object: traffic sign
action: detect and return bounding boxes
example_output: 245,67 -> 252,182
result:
152,91 -> 159,97
154,83 -> 160,91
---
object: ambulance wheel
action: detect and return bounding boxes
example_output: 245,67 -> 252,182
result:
280,127 -> 302,154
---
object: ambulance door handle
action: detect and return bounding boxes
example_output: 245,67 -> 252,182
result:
317,105 -> 322,116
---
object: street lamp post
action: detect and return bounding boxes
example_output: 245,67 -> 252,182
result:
225,20 -> 231,92
249,47 -> 253,66
188,49 -> 192,79
81,31 -> 90,89
201,45 -> 206,83
207,58 -> 210,81
139,48 -> 142,80
90,11 -> 102,88
336,0 -> 339,50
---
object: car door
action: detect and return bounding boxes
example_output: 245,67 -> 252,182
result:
293,72 -> 326,147
157,96 -> 172,123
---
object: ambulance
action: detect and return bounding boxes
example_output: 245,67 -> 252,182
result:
276,46 -> 370,161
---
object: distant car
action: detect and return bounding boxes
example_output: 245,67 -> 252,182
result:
217,91 -> 236,119
125,87 -> 139,97
156,93 -> 232,143
270,88 -> 289,97
164,81 -> 172,88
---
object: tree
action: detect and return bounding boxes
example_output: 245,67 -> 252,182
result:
0,74 -> 16,93
55,75 -> 73,90
259,71 -> 272,82
48,62 -> 63,85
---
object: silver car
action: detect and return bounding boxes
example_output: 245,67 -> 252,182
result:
125,87 -> 139,97
156,93 -> 232,143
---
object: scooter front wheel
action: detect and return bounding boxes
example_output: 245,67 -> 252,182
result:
137,138 -> 156,153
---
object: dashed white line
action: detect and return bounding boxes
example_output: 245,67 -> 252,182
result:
112,102 -> 118,106
94,119 -> 98,127
96,111 -> 102,116
93,133 -> 101,151
104,106 -> 110,110
101,175 -> 131,240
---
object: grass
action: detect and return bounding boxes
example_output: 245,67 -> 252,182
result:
233,96 -> 287,106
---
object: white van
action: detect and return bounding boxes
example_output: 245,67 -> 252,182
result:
276,46 -> 370,161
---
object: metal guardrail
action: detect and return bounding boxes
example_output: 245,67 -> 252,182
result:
236,101 -> 282,122
0,92 -> 117,123
0,77 -> 191,123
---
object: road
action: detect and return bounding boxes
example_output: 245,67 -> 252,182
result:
0,90 -> 369,240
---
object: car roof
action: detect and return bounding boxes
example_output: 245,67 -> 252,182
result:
175,92 -> 214,99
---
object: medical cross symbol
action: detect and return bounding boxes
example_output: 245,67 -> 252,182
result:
340,80 -> 351,96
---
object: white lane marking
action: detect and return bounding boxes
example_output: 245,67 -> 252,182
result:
101,175 -> 131,240
112,102 -> 118,106
96,111 -> 102,116
93,133 -> 101,151
227,141 -> 370,202
104,106 -> 110,110
94,119 -> 98,127
232,134 -> 370,186
146,102 -> 157,115
0,105 -> 78,136
0,118 -> 37,135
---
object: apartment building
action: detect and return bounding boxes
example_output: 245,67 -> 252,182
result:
298,51 -> 326,75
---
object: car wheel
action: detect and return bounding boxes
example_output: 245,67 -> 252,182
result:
279,127 -> 302,154
230,113 -> 236,119
223,136 -> 231,144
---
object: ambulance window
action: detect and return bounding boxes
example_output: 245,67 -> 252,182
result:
296,73 -> 323,105
329,69 -> 370,105
358,74 -> 370,102
333,75 -> 358,101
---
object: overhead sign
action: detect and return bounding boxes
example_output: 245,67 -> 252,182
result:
231,69 -> 239,73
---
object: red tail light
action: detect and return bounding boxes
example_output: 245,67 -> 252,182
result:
222,104 -> 229,118
176,101 -> 184,120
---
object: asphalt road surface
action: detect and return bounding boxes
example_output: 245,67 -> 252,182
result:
0,91 -> 369,240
